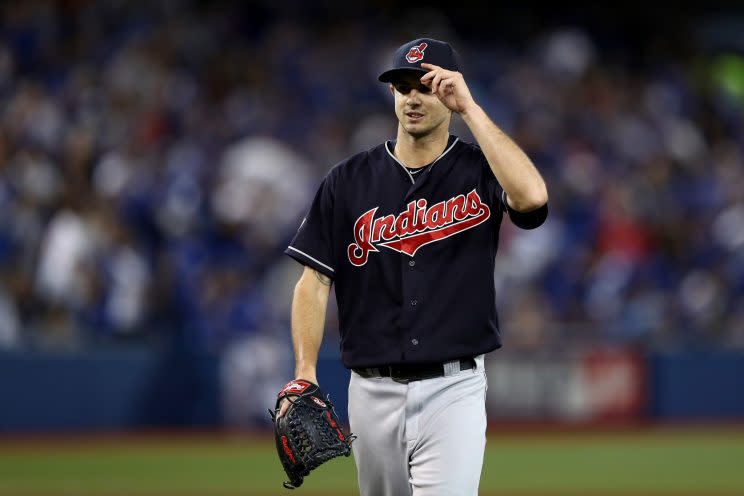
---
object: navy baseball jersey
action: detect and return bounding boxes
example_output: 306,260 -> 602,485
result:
285,135 -> 547,369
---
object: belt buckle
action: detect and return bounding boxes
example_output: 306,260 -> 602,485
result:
388,365 -> 410,384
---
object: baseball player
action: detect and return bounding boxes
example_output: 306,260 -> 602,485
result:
278,38 -> 548,495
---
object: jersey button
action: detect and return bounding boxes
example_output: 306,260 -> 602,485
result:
408,260 -> 415,267
411,338 -> 419,346
410,299 -> 417,307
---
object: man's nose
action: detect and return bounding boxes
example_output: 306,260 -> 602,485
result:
406,89 -> 423,102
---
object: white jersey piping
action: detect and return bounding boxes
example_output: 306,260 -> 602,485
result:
286,246 -> 335,273
385,137 -> 460,184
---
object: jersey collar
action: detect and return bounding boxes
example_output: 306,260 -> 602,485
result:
385,135 -> 460,184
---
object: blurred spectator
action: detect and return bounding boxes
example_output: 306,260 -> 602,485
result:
0,2 -> 742,353
0,273 -> 20,348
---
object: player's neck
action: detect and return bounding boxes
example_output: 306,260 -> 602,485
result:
394,126 -> 450,168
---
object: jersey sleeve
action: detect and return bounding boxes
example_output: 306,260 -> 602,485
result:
284,173 -> 336,279
501,190 -> 548,230
472,142 -> 548,230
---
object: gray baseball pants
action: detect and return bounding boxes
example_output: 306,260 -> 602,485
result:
348,355 -> 487,496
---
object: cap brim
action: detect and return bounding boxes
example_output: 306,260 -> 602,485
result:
378,67 -> 427,83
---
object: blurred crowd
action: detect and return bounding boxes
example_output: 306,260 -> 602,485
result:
0,2 -> 743,353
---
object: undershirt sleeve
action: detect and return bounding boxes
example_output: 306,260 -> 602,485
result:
501,190 -> 548,230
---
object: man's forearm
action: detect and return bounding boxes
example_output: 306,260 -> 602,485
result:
460,103 -> 548,211
291,268 -> 332,383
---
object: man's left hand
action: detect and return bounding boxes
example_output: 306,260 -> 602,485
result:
420,63 -> 476,114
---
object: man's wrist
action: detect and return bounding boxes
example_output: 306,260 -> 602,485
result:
295,366 -> 318,384
458,101 -> 481,119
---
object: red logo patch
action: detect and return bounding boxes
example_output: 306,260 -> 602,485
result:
311,396 -> 327,408
347,189 -> 491,266
280,380 -> 311,396
405,42 -> 428,63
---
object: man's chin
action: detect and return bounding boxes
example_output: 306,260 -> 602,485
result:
403,123 -> 432,138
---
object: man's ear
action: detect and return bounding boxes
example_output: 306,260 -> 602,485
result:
389,84 -> 395,96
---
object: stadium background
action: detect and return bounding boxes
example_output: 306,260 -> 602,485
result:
1,1 -> 743,494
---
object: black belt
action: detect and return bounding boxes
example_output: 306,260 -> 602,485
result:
353,357 -> 476,383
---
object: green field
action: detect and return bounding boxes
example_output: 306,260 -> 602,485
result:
1,427 -> 743,495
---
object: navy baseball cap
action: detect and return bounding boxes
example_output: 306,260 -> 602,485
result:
378,38 -> 461,83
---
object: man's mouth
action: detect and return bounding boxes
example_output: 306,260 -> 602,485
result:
406,111 -> 424,121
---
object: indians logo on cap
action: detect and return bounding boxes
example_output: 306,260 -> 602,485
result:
405,42 -> 428,63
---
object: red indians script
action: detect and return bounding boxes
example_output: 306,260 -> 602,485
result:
348,189 -> 490,266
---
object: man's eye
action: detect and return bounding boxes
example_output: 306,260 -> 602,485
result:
396,84 -> 430,95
